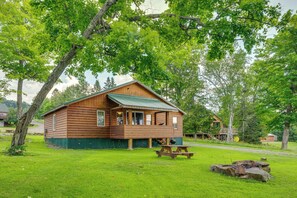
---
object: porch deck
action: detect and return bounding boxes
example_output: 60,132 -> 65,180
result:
110,125 -> 175,139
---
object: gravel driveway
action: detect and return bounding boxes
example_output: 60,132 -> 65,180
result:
28,120 -> 44,134
185,141 -> 297,157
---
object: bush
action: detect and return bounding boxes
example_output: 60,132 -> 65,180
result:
5,107 -> 18,125
6,145 -> 26,156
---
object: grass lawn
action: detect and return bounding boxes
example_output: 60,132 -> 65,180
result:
1,135 -> 297,198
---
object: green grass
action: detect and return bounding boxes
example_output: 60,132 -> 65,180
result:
1,135 -> 297,198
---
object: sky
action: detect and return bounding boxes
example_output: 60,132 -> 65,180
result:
1,0 -> 296,103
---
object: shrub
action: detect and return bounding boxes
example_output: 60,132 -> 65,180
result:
6,145 -> 26,156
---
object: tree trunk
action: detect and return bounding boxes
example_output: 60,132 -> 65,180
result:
281,104 -> 292,150
227,106 -> 234,142
281,121 -> 290,150
17,77 -> 23,119
11,0 -> 118,148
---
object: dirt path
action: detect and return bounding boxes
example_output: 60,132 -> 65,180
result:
184,141 -> 297,157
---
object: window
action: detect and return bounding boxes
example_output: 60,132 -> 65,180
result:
126,111 -> 144,125
146,114 -> 152,125
213,122 -> 220,128
173,117 -> 178,129
97,110 -> 105,127
116,112 -> 123,125
53,114 -> 56,131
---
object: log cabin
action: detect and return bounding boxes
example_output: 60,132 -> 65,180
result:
43,80 -> 185,149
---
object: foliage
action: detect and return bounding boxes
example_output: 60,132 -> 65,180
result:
183,103 -> 213,134
201,50 -> 247,141
1,135 -> 297,197
103,77 -> 116,90
6,145 -> 26,156
0,0 -> 51,82
93,80 -> 102,92
238,110 -> 262,144
155,0 -> 281,59
271,129 -> 297,142
252,13 -> 297,149
36,80 -> 92,118
0,80 -> 12,102
5,108 -> 18,125
2,99 -> 30,110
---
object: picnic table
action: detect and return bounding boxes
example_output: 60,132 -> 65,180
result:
155,145 -> 194,159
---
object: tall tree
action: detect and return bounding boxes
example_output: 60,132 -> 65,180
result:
36,80 -> 92,118
93,80 -> 101,92
252,12 -> 297,149
10,0 -> 280,149
0,0 -> 51,118
201,50 -> 247,142
103,77 -> 116,90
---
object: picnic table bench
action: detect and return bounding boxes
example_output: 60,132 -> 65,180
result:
155,145 -> 194,159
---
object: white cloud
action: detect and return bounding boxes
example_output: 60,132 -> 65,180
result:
48,75 -> 79,97
114,74 -> 133,85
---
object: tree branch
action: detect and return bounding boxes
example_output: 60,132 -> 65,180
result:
130,13 -> 205,27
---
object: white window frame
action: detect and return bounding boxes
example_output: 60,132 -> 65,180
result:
53,114 -> 56,131
116,111 -> 124,125
173,116 -> 178,129
146,114 -> 152,125
126,111 -> 144,125
97,110 -> 105,127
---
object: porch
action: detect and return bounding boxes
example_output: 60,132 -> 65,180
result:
107,93 -> 181,149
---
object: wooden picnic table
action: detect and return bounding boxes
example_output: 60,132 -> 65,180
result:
155,145 -> 194,159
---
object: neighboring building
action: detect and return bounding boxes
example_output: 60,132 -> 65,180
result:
43,81 -> 185,149
0,103 -> 9,127
263,134 -> 277,142
212,115 -> 238,141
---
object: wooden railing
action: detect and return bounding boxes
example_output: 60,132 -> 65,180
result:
110,124 -> 177,139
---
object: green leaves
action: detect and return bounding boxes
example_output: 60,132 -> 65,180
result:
252,13 -> 297,136
0,0 -> 51,82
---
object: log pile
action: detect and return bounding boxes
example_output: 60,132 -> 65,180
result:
210,160 -> 272,182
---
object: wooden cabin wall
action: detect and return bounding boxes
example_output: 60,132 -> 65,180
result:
155,112 -> 166,125
67,106 -> 110,138
44,108 -> 67,138
170,112 -> 183,137
70,83 -> 157,108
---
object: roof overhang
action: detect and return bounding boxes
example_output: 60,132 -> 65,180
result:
108,93 -> 178,112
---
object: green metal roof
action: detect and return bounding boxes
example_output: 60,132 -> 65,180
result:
108,93 -> 178,111
0,103 -> 9,113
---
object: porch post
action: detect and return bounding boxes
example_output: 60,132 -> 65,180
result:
128,138 -> 133,150
166,138 -> 170,145
148,138 -> 152,148
166,112 -> 169,125
129,110 -> 132,125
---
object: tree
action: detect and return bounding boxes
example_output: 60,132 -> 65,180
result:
183,103 -> 213,134
0,79 -> 12,102
201,50 -> 247,142
252,13 -> 297,149
36,80 -> 92,118
0,0 -> 51,118
103,77 -> 116,90
10,0 -> 280,149
93,80 -> 101,92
